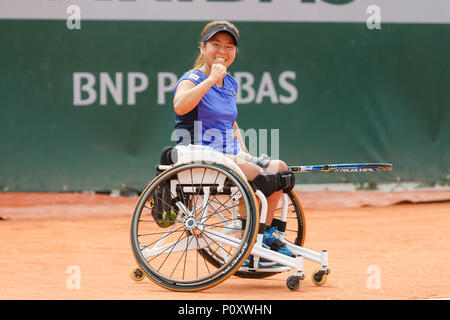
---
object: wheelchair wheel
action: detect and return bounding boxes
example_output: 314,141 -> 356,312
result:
198,189 -> 306,279
273,190 -> 306,247
130,161 -> 259,291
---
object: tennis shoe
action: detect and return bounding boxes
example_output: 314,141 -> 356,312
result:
263,226 -> 292,257
241,226 -> 292,268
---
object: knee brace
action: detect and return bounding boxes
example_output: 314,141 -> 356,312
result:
249,170 -> 295,198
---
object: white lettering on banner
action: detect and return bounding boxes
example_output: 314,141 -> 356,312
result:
2,0 -> 449,24
73,72 -> 96,106
100,72 -> 123,105
73,72 -> 149,106
128,72 -> 149,105
256,72 -> 278,104
157,72 -> 178,105
234,71 -> 298,105
234,72 -> 255,104
72,71 -> 298,106
279,71 -> 298,104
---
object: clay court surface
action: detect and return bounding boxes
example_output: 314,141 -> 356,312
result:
1,190 -> 449,300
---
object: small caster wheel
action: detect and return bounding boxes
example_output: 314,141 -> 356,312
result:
311,269 -> 327,286
286,275 -> 302,291
130,266 -> 145,281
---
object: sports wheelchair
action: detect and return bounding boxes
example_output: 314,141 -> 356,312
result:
130,145 -> 330,292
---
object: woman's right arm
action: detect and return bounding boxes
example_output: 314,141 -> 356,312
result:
173,78 -> 215,115
174,64 -> 227,115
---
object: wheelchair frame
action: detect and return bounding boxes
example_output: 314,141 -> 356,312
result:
130,145 -> 331,291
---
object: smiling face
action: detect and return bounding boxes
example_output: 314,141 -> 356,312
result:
200,31 -> 237,69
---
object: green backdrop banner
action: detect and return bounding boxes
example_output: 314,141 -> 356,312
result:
0,20 -> 449,191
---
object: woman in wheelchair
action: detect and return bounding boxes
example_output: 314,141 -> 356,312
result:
171,20 -> 295,267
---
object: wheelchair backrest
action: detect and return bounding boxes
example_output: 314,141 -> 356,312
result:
158,145 -> 247,186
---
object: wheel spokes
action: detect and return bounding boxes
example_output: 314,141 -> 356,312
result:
135,165 -> 252,284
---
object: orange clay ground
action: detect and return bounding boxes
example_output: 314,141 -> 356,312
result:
0,191 -> 449,300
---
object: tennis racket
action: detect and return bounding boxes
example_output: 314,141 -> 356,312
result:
289,163 -> 392,173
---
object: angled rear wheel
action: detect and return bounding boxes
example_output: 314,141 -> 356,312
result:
130,161 -> 259,291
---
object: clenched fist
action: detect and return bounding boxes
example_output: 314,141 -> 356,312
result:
208,63 -> 227,86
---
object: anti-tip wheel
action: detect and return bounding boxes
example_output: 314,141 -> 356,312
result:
286,275 -> 302,291
130,266 -> 145,281
311,269 -> 327,286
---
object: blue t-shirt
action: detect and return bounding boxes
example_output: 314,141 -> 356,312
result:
173,69 -> 241,155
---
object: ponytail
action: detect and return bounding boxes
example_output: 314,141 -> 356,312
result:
192,52 -> 205,71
